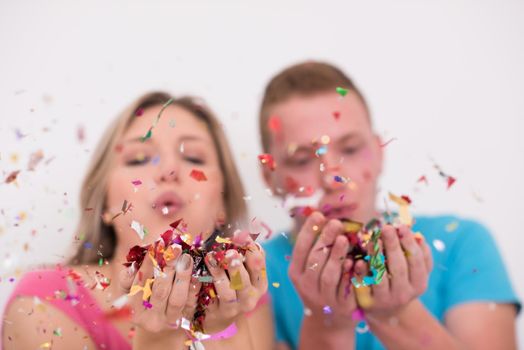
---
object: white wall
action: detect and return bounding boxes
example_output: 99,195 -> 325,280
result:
1,0 -> 522,344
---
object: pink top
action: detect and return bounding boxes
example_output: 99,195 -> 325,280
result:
2,268 -> 131,350
2,268 -> 270,349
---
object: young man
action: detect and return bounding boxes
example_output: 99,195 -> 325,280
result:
259,61 -> 520,349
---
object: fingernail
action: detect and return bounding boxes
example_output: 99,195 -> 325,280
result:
127,262 -> 136,276
177,254 -> 191,271
206,253 -> 218,268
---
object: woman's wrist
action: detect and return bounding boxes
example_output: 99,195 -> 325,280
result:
133,326 -> 187,350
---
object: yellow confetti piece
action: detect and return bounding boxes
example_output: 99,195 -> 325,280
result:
445,221 -> 459,232
388,192 -> 413,226
128,278 -> 154,300
342,220 -> 363,233
209,288 -> 216,298
354,285 -> 373,309
163,245 -> 176,262
272,282 -> 280,288
39,342 -> 52,349
215,236 -> 232,244
229,271 -> 243,290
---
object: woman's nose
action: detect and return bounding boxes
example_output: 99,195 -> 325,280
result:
154,156 -> 180,184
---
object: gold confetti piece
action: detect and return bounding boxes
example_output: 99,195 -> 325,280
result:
129,278 -> 154,300
40,342 -> 52,349
163,245 -> 176,262
215,236 -> 232,244
388,193 -> 413,226
229,271 -> 243,290
354,285 -> 373,308
272,282 -> 280,288
445,221 -> 459,232
342,220 -> 363,233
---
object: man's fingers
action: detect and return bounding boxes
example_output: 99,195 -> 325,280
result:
289,212 -> 326,276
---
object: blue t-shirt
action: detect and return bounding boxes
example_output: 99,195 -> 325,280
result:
263,215 -> 521,349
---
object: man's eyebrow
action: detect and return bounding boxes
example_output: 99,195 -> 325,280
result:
336,132 -> 362,144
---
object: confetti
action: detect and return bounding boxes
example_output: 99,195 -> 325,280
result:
258,154 -> 276,171
336,87 -> 349,97
315,145 -> 328,157
323,305 -> 332,314
333,111 -> 341,120
445,221 -> 459,232
432,239 -> 446,252
267,115 -> 281,133
380,137 -> 397,148
135,107 -> 144,116
432,161 -> 457,190
388,193 -> 413,226
272,282 -> 280,288
190,169 -> 207,182
5,170 -> 20,184
417,175 -> 428,185
140,98 -> 174,141
130,220 -> 147,240
27,150 -> 44,171
124,223 -> 250,333
131,180 -> 142,186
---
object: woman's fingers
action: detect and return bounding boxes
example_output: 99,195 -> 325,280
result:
166,253 -> 193,323
244,242 -> 268,294
118,261 -> 138,295
205,252 -> 238,308
225,249 -> 258,312
149,244 -> 181,314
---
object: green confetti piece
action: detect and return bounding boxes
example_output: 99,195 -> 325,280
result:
53,327 -> 62,337
198,275 -> 213,283
141,128 -> 152,142
336,87 -> 349,97
98,258 -> 103,267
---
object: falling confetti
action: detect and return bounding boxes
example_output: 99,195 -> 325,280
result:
336,87 -> 349,97
432,239 -> 446,252
141,98 -> 174,141
27,150 -> 44,171
131,220 -> 147,240
380,137 -> 397,148
5,170 -> 20,184
190,169 -> 207,182
272,282 -> 280,288
333,111 -> 341,120
258,154 -> 276,171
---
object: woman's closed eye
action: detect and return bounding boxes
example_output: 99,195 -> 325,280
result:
183,155 -> 205,165
125,154 -> 151,166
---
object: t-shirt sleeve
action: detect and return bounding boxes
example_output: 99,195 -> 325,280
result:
442,219 -> 521,314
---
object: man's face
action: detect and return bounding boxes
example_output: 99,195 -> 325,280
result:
264,91 -> 383,226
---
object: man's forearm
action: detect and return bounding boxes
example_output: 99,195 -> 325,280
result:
366,300 -> 464,350
298,316 -> 356,350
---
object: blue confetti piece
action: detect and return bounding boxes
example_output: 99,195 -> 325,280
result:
323,305 -> 332,314
83,242 -> 93,249
315,145 -> 328,156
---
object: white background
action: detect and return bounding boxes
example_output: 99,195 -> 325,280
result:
1,0 -> 523,345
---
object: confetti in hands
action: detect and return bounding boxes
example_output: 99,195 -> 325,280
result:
123,219 -> 254,333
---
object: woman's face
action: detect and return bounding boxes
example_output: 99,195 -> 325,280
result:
265,91 -> 383,226
105,104 -> 225,250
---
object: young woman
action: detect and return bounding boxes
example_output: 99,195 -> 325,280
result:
2,92 -> 273,349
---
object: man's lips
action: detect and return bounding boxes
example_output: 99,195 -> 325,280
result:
321,203 -> 359,219
152,190 -> 184,216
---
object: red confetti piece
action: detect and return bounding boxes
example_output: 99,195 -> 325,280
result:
131,180 -> 142,186
417,175 -> 428,185
380,137 -> 397,148
285,176 -> 299,193
190,169 -> 207,182
447,176 -> 456,189
400,195 -> 412,204
258,154 -> 276,171
268,115 -> 281,133
135,108 -> 144,116
105,306 -> 132,320
5,170 -> 20,184
333,111 -> 340,120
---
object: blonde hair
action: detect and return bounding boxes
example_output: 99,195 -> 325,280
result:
68,92 -> 247,264
259,61 -> 370,153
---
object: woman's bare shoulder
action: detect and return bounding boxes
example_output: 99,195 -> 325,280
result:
2,296 -> 97,350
